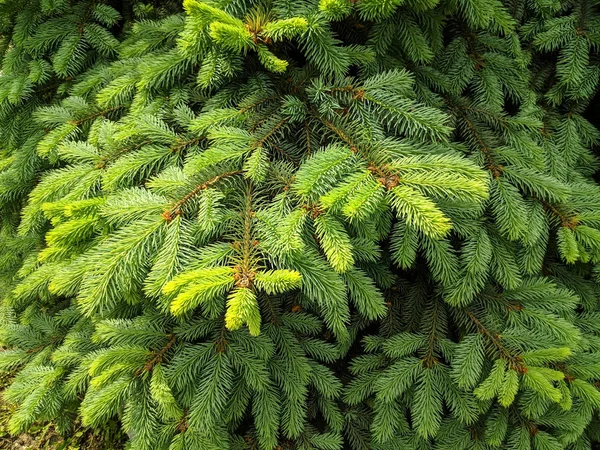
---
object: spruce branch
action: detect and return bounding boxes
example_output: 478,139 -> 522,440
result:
166,170 -> 244,219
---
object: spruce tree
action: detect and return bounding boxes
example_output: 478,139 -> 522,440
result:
1,0 -> 600,449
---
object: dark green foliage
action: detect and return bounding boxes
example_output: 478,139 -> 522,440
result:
0,0 -> 600,449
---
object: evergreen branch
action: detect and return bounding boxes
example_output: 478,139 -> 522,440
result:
304,120 -> 312,156
137,334 -> 177,375
95,139 -> 153,169
170,136 -> 204,153
254,117 -> 289,148
1,0 -> 600,446
68,105 -> 124,126
239,96 -> 279,114
166,170 -> 243,219
458,112 -> 503,177
316,114 -> 360,152
466,311 -> 525,372
539,198 -> 579,229
422,300 -> 440,368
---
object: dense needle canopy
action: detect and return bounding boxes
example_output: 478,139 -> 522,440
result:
0,0 -> 600,449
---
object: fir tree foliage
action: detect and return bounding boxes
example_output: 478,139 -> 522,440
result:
0,0 -> 600,449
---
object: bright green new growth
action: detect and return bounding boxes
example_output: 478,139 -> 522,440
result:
1,0 -> 600,449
